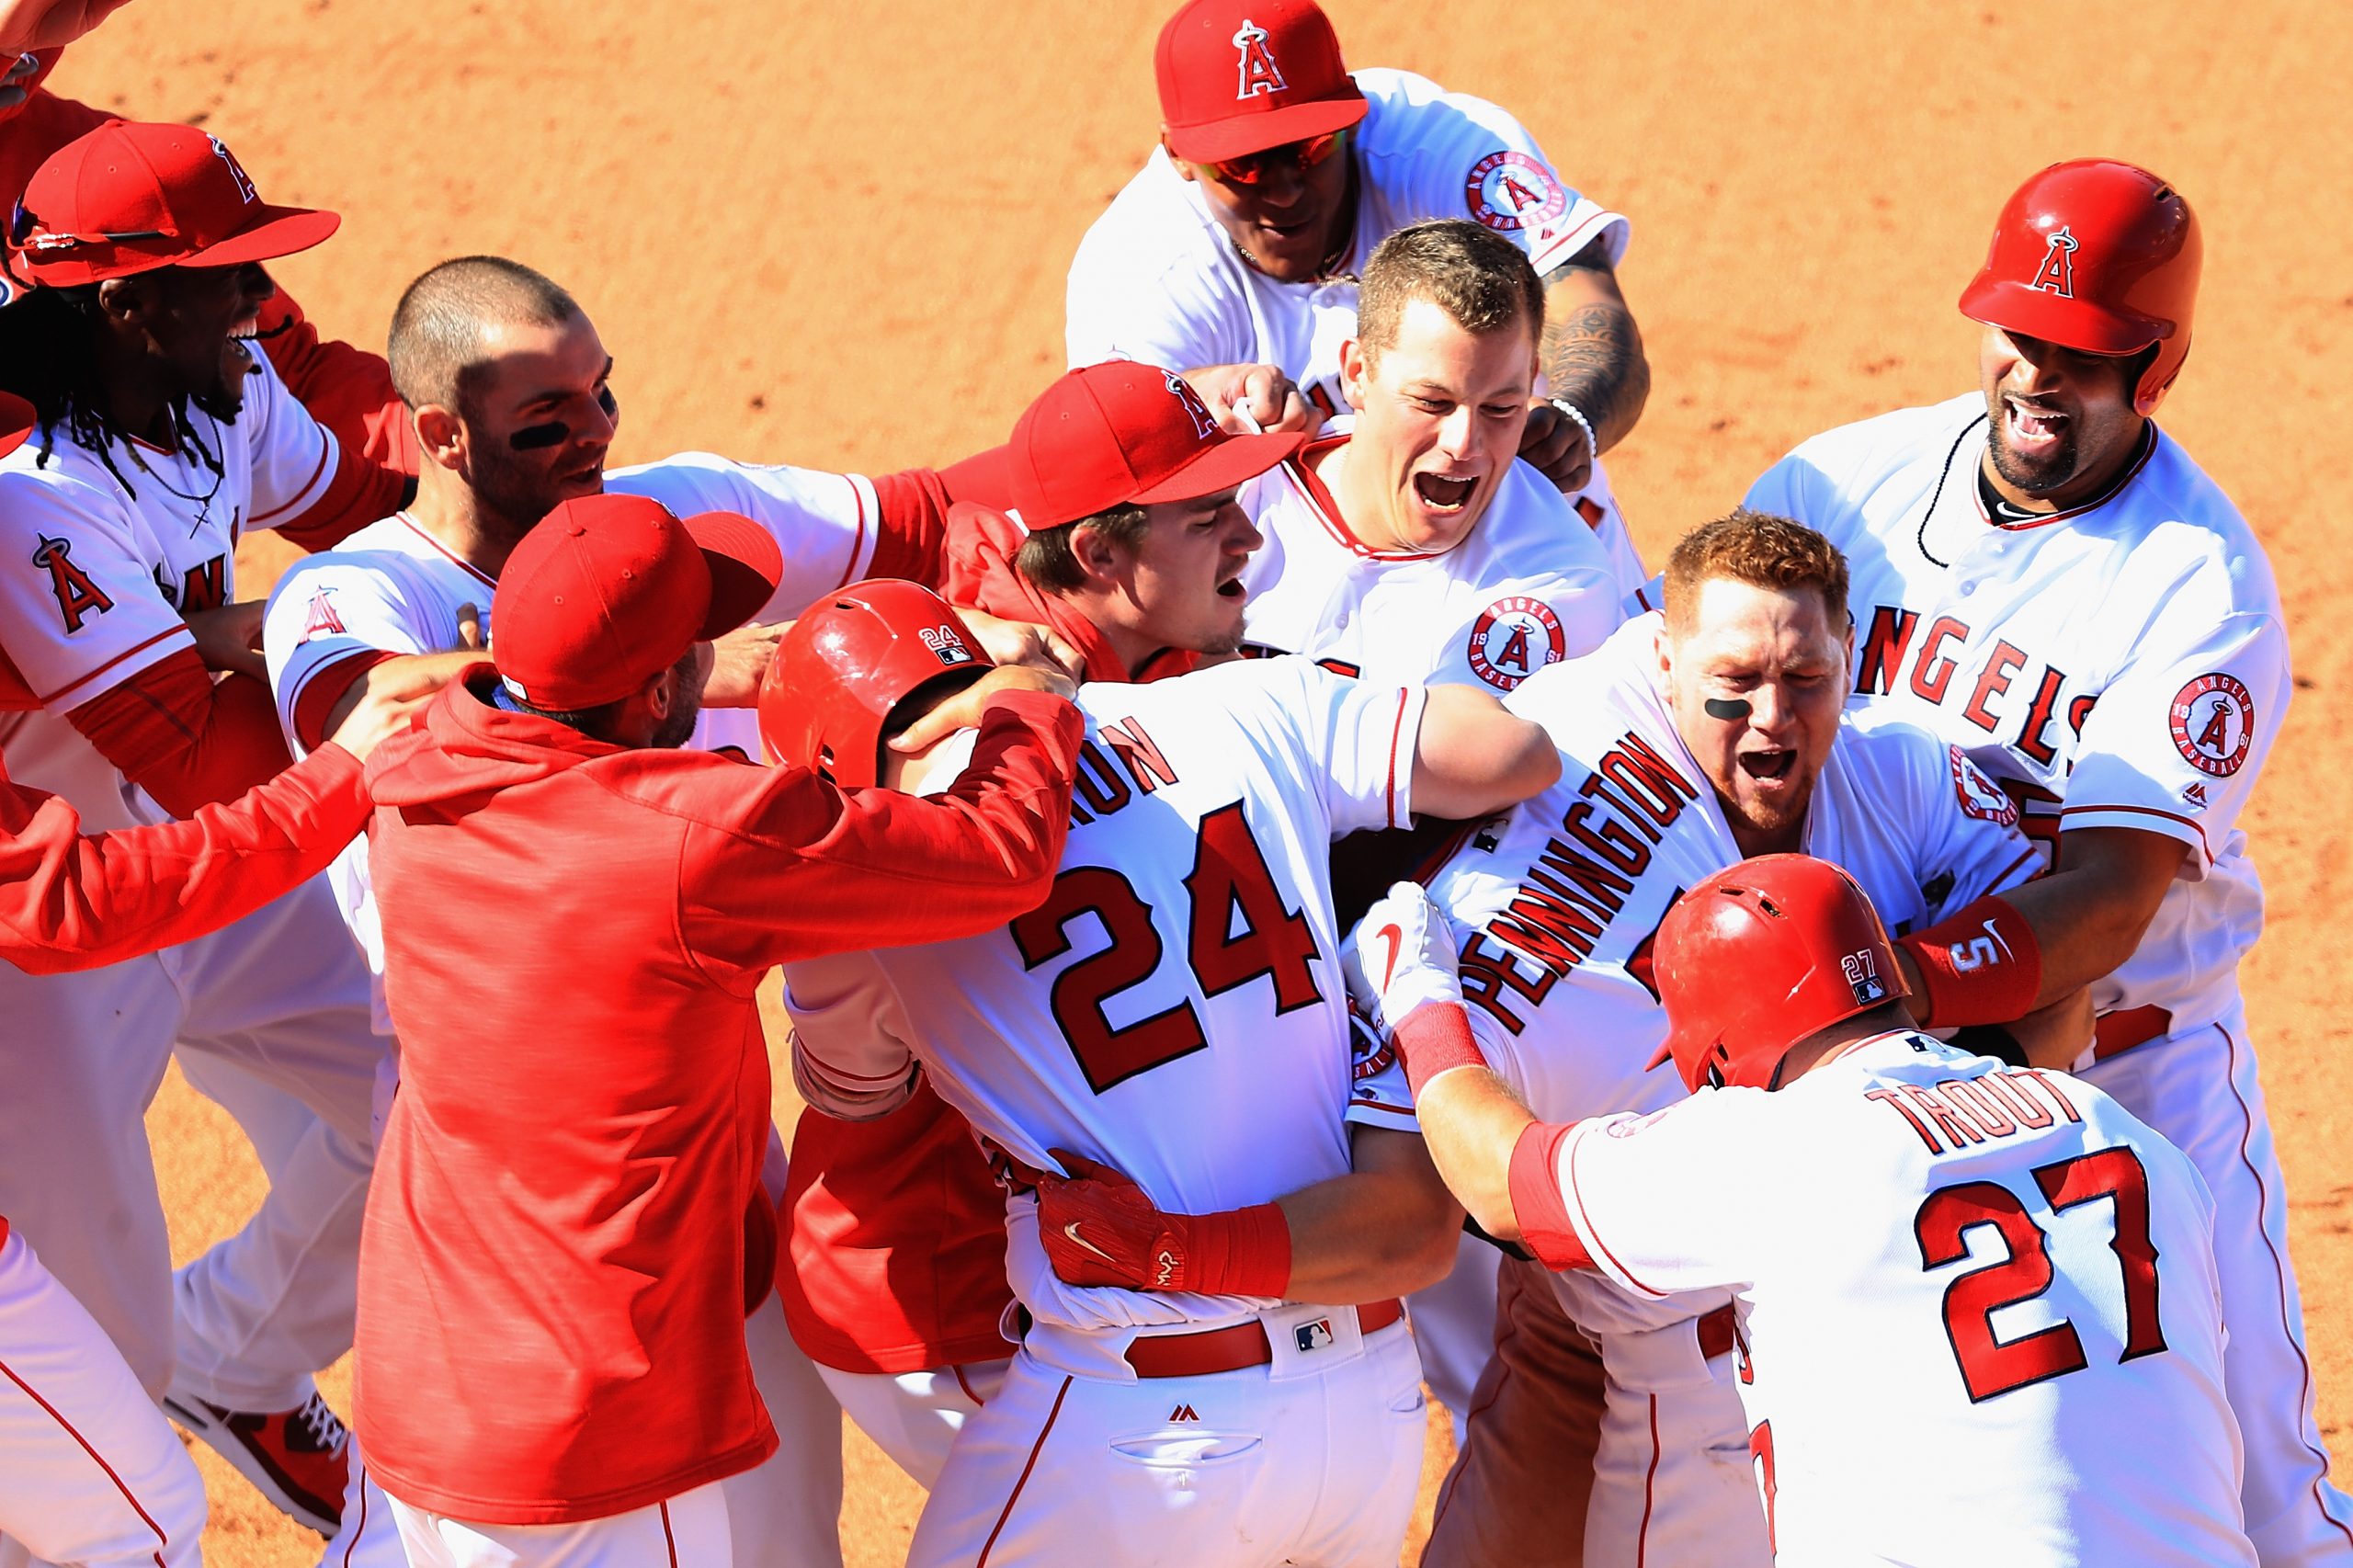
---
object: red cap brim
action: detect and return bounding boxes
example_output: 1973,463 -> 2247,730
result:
183,205 -> 342,270
680,509 -> 783,639
1129,427 -> 1303,505
1164,92 -> 1365,165
0,391 -> 34,461
943,444 -> 1017,513
1959,277 -> 2168,358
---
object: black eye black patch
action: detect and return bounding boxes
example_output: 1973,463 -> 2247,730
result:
1704,696 -> 1752,722
508,420 -> 569,450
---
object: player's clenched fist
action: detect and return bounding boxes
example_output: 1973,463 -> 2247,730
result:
1036,1150 -> 1290,1297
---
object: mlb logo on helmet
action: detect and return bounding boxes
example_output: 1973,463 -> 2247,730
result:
920,624 -> 973,667
1294,1317 -> 1336,1353
1841,949 -> 1888,1007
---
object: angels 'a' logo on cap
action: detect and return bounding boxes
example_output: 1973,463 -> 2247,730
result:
1841,949 -> 1889,1006
920,625 -> 974,666
2029,224 -> 2078,298
1164,370 -> 1220,440
1233,18 -> 1288,99
205,135 -> 260,206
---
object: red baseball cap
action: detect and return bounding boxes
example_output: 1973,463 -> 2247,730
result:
966,361 -> 1302,531
8,119 -> 340,288
493,493 -> 783,712
0,391 -> 33,460
1155,0 -> 1366,165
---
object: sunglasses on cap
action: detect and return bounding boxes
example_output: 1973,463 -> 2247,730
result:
7,199 -> 174,255
1196,128 -> 1347,187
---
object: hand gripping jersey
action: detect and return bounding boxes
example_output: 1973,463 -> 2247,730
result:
263,454 -> 936,1029
1431,615 -> 2040,1335
0,353 -> 366,831
1542,1032 -> 2252,1567
790,658 -> 1424,1335
1238,434 -> 1624,691
1745,397 -> 2287,1033
1065,67 -> 1646,597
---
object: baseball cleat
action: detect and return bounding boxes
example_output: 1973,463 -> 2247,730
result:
164,1378 -> 348,1537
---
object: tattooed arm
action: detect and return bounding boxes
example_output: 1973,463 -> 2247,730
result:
1514,234 -> 1651,494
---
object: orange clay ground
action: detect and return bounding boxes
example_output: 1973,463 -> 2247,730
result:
36,0 -> 2345,1560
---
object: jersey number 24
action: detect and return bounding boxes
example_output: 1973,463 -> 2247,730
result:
1011,803 -> 1324,1093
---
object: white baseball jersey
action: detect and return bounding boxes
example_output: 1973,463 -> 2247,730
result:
1237,435 -> 1623,692
0,353 -> 349,832
789,658 -> 1425,1335
262,453 -> 902,1028
1543,1032 -> 2251,1566
1066,66 -> 1647,597
1745,398 -> 2287,1033
1434,614 -> 2039,1335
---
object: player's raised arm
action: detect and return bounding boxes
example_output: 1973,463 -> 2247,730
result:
1409,684 -> 1561,822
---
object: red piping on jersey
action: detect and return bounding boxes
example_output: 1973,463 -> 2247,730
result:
1564,1121 -> 1667,1297
833,472 -> 870,592
976,1375 -> 1073,1567
1991,846 -> 2042,891
1287,437 -> 1445,562
2057,801 -> 2211,862
249,443 -> 333,525
1384,687 -> 1410,827
1972,422 -> 2158,532
2219,1020 -> 2353,1551
38,625 -> 189,706
393,514 -> 499,591
0,1346 -> 175,1566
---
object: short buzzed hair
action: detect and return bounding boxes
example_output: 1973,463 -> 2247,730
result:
1355,219 -> 1544,364
388,256 -> 582,411
1661,509 -> 1852,632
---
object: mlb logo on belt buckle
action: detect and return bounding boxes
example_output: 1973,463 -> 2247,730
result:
1294,1318 -> 1336,1354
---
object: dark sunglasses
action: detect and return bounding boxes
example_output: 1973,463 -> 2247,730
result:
1198,128 -> 1348,187
7,199 -> 173,254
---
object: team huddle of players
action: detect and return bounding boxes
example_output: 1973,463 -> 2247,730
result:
0,0 -> 2342,1565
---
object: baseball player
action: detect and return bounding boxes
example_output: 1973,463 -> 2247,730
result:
1067,0 -> 1650,592
772,578 -> 1559,1568
1358,855 -> 2256,1566
772,361 -> 1305,1489
348,495 -> 1081,1567
0,119 -> 426,1535
1415,510 -> 2058,1567
1231,219 -> 1623,694
267,253 -> 982,1566
0,388 -> 434,1568
1743,159 -> 2349,1562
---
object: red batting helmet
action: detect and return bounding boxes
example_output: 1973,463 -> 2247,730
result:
1645,855 -> 1908,1096
758,579 -> 993,787
1959,159 -> 2201,416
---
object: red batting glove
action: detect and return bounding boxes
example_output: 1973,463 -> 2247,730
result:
1037,1150 -> 1291,1297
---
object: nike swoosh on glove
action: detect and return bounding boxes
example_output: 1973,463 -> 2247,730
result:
1036,1149 -> 1290,1297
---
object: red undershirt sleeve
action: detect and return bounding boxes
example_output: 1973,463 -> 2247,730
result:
67,649 -> 294,818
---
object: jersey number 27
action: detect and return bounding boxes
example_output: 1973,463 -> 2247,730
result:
1915,1145 -> 2167,1403
1011,802 -> 1323,1093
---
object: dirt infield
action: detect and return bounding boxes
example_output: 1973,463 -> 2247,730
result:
51,0 -> 2345,1560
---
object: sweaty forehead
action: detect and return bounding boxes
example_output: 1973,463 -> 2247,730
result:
460,316 -> 609,411
1676,577 -> 1844,664
1369,298 -> 1535,392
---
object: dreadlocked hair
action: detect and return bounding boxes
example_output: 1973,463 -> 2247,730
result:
0,284 -> 225,497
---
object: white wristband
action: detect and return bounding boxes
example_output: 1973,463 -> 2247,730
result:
1548,397 -> 1597,454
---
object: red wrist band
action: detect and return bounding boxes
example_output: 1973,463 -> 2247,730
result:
1188,1200 -> 1292,1298
1506,1121 -> 1593,1272
1897,893 -> 2043,1028
1393,1001 -> 1489,1101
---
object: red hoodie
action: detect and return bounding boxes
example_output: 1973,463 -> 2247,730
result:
358,675 -> 1079,1524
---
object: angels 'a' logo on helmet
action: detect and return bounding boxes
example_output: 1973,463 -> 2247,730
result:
919,625 -> 974,666
1164,371 -> 1220,440
1840,949 -> 1888,1006
2029,224 -> 2079,298
206,135 -> 260,206
1233,19 -> 1288,99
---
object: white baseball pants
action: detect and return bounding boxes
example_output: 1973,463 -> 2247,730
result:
816,1358 -> 1009,1489
386,1481 -> 729,1568
0,872 -> 380,1403
1404,1231 -> 1501,1447
907,1308 -> 1424,1568
0,1226 -> 205,1568
1584,1308 -> 1772,1568
2083,1006 -> 2353,1566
